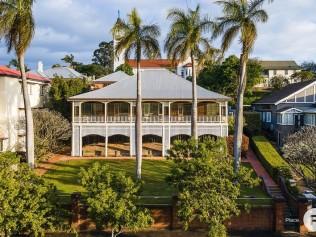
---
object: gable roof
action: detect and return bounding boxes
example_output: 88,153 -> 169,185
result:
70,69 -> 230,101
31,67 -> 84,79
259,60 -> 301,70
127,59 -> 177,69
253,80 -> 316,105
0,66 -> 50,82
93,71 -> 134,83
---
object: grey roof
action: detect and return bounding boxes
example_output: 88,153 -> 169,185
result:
70,69 -> 230,101
31,67 -> 84,79
253,80 -> 316,105
93,71 -> 134,83
259,60 -> 301,70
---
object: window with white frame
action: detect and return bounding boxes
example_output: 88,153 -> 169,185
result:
277,114 -> 282,124
261,111 -> 271,123
282,113 -> 294,125
304,114 -> 316,126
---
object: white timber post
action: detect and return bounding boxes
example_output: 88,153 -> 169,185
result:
79,102 -> 82,123
168,102 -> 171,151
104,102 -> 108,157
79,125 -> 82,157
162,102 -> 165,157
129,102 -> 134,156
219,102 -> 222,123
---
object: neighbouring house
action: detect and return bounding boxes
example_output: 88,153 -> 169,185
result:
32,61 -> 85,79
256,60 -> 301,88
0,66 -> 50,152
69,69 -> 230,157
91,71 -> 134,89
253,79 -> 316,146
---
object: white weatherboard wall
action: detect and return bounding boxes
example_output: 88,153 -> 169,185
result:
0,76 -> 49,151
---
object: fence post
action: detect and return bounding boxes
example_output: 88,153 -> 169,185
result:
298,198 -> 311,235
274,197 -> 286,232
71,192 -> 81,228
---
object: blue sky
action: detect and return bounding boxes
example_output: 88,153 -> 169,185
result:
0,0 -> 315,70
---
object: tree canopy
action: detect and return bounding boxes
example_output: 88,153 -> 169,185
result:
92,41 -> 114,71
81,163 -> 153,237
198,55 -> 263,101
167,138 -> 258,237
115,63 -> 134,76
49,77 -> 89,120
270,75 -> 289,90
0,152 -> 60,236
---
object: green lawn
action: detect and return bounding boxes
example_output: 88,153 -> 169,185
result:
43,159 -> 271,206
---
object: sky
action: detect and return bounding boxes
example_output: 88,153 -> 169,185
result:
0,0 -> 315,70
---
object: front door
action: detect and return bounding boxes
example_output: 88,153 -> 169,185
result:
294,114 -> 303,128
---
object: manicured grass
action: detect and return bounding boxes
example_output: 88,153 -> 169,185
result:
251,136 -> 290,181
43,159 -> 271,205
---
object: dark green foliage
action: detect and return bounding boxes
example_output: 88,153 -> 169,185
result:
291,70 -> 315,82
251,136 -> 291,181
270,75 -> 289,90
92,41 -> 114,71
167,139 -> 258,237
33,109 -> 71,161
49,77 -> 89,120
115,63 -> 134,76
80,163 -> 153,236
244,112 -> 261,135
0,152 -> 62,236
301,61 -> 316,73
76,63 -> 111,78
198,55 -> 263,103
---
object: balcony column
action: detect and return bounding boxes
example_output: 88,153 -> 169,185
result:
219,102 -> 222,123
79,102 -> 82,123
104,102 -> 108,157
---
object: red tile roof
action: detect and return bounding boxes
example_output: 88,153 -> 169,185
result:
0,66 -> 50,82
127,59 -> 178,68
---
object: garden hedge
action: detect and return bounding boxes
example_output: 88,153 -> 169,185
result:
251,136 -> 291,181
244,112 -> 261,136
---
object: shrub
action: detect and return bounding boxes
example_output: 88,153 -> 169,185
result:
251,136 -> 291,181
244,112 -> 261,136
33,109 -> 71,161
226,135 -> 249,157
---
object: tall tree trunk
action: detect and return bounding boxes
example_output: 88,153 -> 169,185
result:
135,60 -> 142,179
233,52 -> 248,173
191,54 -> 198,140
19,53 -> 35,168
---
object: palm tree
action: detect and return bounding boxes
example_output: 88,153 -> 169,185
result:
0,0 -> 36,167
164,5 -> 216,140
112,9 -> 161,179
214,0 -> 269,172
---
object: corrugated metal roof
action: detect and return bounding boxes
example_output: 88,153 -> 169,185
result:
70,69 -> 230,101
31,67 -> 84,79
93,71 -> 134,83
0,66 -> 50,82
127,59 -> 177,68
253,80 -> 316,104
259,60 -> 301,70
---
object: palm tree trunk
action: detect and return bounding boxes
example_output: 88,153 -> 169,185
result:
191,54 -> 198,140
233,52 -> 248,173
19,53 -> 35,168
135,60 -> 142,179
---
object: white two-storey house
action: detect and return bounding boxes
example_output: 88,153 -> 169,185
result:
69,69 -> 230,157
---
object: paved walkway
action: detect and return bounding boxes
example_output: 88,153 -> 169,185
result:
243,148 -> 277,187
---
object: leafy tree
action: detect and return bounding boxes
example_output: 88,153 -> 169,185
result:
49,77 -> 89,120
52,64 -> 61,68
198,55 -> 263,101
167,139 -> 258,237
33,109 -> 71,161
165,5 -> 216,140
76,63 -> 111,78
0,152 -> 60,236
61,54 -> 82,69
115,63 -> 134,76
270,75 -> 289,90
7,58 -> 31,71
214,0 -> 271,173
0,0 -> 36,167
291,70 -> 314,83
283,126 -> 316,187
92,41 -> 114,71
81,163 -> 153,237
112,9 -> 161,180
301,61 -> 316,73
